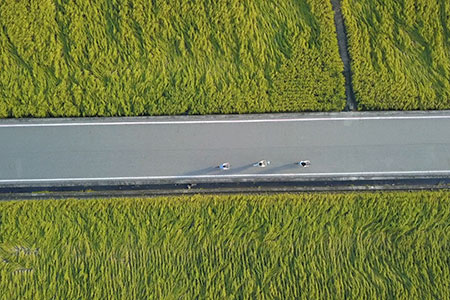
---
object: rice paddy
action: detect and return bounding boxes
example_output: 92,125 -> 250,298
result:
1,0 -> 449,116
342,0 -> 450,110
0,0 -> 345,118
1,191 -> 449,299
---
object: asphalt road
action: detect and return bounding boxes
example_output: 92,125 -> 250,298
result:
1,111 -> 449,188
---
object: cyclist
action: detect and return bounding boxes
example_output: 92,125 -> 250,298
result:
298,160 -> 311,167
254,160 -> 270,167
218,162 -> 231,170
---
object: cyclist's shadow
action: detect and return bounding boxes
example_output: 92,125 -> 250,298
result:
182,164 -> 254,176
258,163 -> 301,174
182,166 -> 218,176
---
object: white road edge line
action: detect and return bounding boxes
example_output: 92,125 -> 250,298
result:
1,115 -> 450,128
1,170 -> 449,183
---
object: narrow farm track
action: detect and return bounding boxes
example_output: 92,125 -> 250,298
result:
331,0 -> 357,111
0,111 -> 449,194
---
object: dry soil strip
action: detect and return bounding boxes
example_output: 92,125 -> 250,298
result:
331,0 -> 357,110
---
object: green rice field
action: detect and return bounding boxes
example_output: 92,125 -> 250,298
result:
342,0 -> 450,110
0,0 -> 345,118
1,191 -> 449,299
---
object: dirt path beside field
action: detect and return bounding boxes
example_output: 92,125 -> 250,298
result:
331,0 -> 357,111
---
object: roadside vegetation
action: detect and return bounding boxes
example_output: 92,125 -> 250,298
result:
342,0 -> 450,110
0,0 -> 345,118
1,191 -> 449,299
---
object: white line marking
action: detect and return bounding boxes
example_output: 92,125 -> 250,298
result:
1,170 -> 449,183
1,115 -> 450,128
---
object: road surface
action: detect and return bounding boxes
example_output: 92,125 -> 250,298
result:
0,111 -> 449,188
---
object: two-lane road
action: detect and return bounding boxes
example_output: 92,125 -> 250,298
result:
1,111 -> 449,188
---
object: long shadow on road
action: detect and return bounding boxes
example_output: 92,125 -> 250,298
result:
258,163 -> 303,174
181,166 -> 218,176
182,164 -> 255,176
182,163 -> 311,176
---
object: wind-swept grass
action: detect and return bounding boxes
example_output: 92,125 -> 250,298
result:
0,0 -> 345,118
1,191 -> 449,299
342,0 -> 450,110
